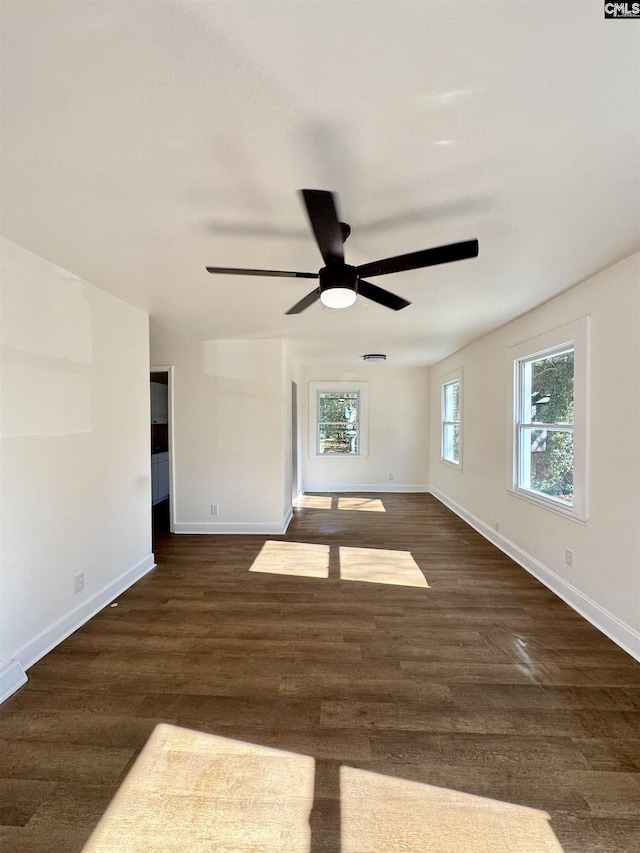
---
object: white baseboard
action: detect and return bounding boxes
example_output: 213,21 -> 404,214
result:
430,487 -> 640,663
174,509 -> 293,536
302,483 -> 430,494
282,505 -> 293,533
15,553 -> 156,673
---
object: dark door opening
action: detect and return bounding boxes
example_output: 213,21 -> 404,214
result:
291,380 -> 299,502
151,370 -> 171,534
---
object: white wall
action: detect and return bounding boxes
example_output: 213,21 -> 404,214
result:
0,238 -> 153,672
429,253 -> 640,658
301,365 -> 430,492
149,334 -> 290,533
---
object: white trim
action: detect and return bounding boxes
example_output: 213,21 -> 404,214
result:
441,367 -> 463,470
175,509 -> 293,536
430,487 -> 640,663
15,554 -> 156,672
302,482 -> 429,493
507,317 -> 590,522
508,484 -> 587,525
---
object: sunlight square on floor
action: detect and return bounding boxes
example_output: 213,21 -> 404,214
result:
340,766 -> 563,853
82,724 -> 316,853
337,497 -> 386,512
249,540 -> 330,578
339,546 -> 429,588
292,495 -> 386,512
293,495 -> 333,509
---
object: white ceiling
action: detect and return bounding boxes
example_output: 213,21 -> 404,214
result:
1,1 -> 638,367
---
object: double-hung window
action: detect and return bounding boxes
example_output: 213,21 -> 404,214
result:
441,374 -> 462,466
516,346 -> 574,503
309,381 -> 369,457
317,391 -> 359,454
509,318 -> 589,520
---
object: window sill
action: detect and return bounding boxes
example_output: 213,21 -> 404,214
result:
508,487 -> 587,524
441,458 -> 462,471
314,453 -> 364,459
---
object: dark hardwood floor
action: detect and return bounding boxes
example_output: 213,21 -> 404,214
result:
1,493 -> 639,851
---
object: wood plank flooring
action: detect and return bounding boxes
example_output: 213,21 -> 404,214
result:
1,493 -> 639,851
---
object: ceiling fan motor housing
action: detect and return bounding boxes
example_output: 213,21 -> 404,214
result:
319,263 -> 358,295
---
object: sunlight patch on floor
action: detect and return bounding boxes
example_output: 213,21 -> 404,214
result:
249,541 -> 429,587
83,724 -> 564,853
340,766 -> 564,853
292,495 -> 386,512
82,724 -> 315,852
293,495 -> 333,509
250,540 -> 330,578
337,497 -> 386,512
339,546 -> 429,588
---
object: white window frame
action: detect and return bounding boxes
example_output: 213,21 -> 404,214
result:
507,317 -> 590,522
441,368 -> 463,469
309,382 -> 369,458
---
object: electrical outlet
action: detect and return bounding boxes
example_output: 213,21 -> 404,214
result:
211,504 -> 219,516
495,521 -> 500,533
565,548 -> 573,567
74,572 -> 84,594
388,473 -> 394,481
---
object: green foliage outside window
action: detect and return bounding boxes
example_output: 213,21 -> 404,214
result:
526,350 -> 574,502
318,392 -> 359,454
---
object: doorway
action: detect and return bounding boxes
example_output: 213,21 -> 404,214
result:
150,366 -> 174,534
291,380 -> 299,503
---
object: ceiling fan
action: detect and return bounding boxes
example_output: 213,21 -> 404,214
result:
206,190 -> 479,314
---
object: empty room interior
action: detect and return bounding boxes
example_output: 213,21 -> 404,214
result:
1,2 -> 639,852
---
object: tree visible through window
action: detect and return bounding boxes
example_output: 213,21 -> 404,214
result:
317,392 -> 359,454
517,347 -> 574,504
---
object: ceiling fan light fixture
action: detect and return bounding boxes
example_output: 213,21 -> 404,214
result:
363,353 -> 387,362
320,287 -> 357,309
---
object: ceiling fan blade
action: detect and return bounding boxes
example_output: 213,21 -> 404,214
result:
358,279 -> 411,311
300,189 -> 345,266
206,266 -> 319,279
285,287 -> 322,315
356,239 -> 479,278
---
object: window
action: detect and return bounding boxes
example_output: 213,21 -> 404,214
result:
441,374 -> 462,466
509,318 -> 589,520
308,382 -> 369,458
317,391 -> 359,454
516,347 -> 574,504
